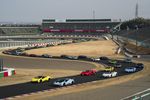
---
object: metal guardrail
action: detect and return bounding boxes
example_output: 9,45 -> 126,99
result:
113,35 -> 150,48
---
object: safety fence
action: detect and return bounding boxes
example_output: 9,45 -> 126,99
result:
0,34 -> 102,39
0,40 -> 72,49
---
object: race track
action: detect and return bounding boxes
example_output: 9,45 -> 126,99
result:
0,55 -> 143,99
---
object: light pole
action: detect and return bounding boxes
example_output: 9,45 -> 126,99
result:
126,26 -> 129,43
135,25 -> 138,54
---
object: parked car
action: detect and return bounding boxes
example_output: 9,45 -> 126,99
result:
80,69 -> 97,76
15,51 -> 23,56
124,58 -> 132,63
102,71 -> 117,78
67,56 -> 78,60
42,54 -> 52,58
125,67 -> 136,73
90,58 -> 100,62
78,55 -> 88,60
103,67 -> 114,72
114,63 -> 122,68
2,50 -> 9,54
9,50 -> 18,55
31,76 -> 52,83
29,54 -> 38,57
25,47 -> 32,50
16,47 -> 25,51
53,78 -> 74,86
60,55 -> 68,59
108,60 -> 117,64
99,56 -> 109,60
20,52 -> 29,56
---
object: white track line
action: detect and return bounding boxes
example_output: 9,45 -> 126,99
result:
121,88 -> 150,100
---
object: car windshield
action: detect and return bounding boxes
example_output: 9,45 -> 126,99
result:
56,79 -> 67,82
137,63 -> 143,65
106,67 -> 111,69
127,67 -> 134,69
84,70 -> 91,72
35,76 -> 44,78
104,72 -> 111,74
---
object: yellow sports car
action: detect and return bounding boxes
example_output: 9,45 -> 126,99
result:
104,67 -> 114,72
31,76 -> 52,83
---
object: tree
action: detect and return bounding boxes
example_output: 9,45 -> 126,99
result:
121,17 -> 150,30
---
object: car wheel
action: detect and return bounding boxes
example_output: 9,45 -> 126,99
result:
61,83 -> 65,86
40,80 -> 42,83
48,78 -> 50,81
71,81 -> 74,84
38,80 -> 41,83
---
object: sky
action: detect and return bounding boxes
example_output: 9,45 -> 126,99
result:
0,0 -> 150,23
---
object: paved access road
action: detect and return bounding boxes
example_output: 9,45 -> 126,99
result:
0,55 -> 142,99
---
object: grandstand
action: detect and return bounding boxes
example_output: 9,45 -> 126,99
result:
0,19 -> 120,36
0,27 -> 40,36
42,19 -> 120,35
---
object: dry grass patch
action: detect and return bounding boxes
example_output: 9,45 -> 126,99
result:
25,40 -> 118,57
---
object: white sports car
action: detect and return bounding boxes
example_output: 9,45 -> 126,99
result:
53,78 -> 75,86
102,71 -> 117,78
125,67 -> 136,73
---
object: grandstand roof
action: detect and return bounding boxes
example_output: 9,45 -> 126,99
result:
42,19 -> 118,23
66,19 -> 111,22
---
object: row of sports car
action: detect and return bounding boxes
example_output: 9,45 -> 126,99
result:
31,61 -> 144,87
3,47 -> 144,87
1,47 -> 137,63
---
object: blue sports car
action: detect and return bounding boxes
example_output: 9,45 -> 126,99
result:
125,67 -> 136,73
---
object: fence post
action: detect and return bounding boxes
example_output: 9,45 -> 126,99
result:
0,58 -> 3,71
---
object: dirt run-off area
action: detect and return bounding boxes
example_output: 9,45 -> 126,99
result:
25,40 -> 118,57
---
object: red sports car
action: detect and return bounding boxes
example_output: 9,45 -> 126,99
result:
80,69 -> 97,76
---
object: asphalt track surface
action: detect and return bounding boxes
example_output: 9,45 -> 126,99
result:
0,56 -> 143,99
47,75 -> 150,100
46,60 -> 150,100
0,55 -> 94,71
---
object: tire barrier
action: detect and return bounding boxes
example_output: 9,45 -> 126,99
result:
0,40 -> 73,49
0,68 -> 16,78
27,40 -> 72,47
1,40 -> 73,57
